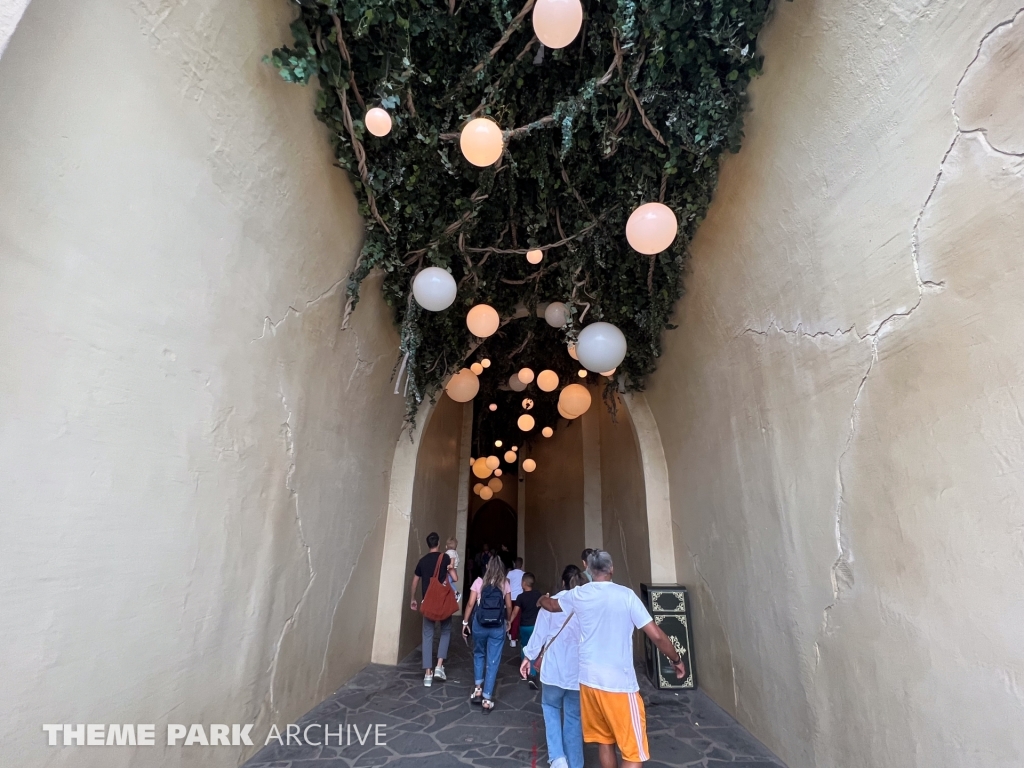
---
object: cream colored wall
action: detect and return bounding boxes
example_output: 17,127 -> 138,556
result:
0,0 -> 406,765
399,395 -> 465,659
599,394 -> 652,595
524,419 -> 586,593
646,2 -> 1024,767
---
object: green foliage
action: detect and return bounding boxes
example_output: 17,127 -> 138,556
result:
266,0 -> 772,430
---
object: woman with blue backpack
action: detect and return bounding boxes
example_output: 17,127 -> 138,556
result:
461,555 -> 514,713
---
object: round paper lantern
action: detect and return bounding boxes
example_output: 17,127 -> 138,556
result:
518,414 -> 535,431
522,398 -> 534,411
470,457 -> 476,466
512,445 -> 519,452
412,267 -> 457,311
504,450 -> 517,463
473,483 -> 483,495
485,455 -> 500,470
489,403 -> 498,411
495,439 -> 503,447
488,478 -> 503,493
578,369 -> 588,378
527,249 -> 543,265
509,374 -> 527,392
576,322 -> 627,372
365,107 -> 393,137
471,362 -> 484,375
626,202 -> 678,255
523,458 -> 537,473
473,457 -> 492,479
532,0 -> 583,49
568,343 -> 578,360
460,117 -> 504,167
480,486 -> 494,500
446,368 -> 480,402
558,402 -> 578,419
559,383 -> 592,416
542,426 -> 554,437
494,468 -> 503,477
467,304 -> 500,338
518,367 -> 535,385
481,358 -> 492,368
601,368 -> 617,377
544,302 -> 568,328
537,369 -> 559,392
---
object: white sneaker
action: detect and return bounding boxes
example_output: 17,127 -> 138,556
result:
423,671 -> 433,687
550,758 -> 569,768
433,665 -> 446,681
509,639 -> 517,647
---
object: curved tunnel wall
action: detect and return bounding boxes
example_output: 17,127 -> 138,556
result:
647,2 -> 1024,767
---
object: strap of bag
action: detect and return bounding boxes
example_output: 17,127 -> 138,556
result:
537,611 -> 574,664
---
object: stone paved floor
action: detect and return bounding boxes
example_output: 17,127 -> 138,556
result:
244,635 -> 786,767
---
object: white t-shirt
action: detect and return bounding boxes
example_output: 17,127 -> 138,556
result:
507,568 -> 525,599
555,581 -> 652,693
522,590 -> 580,690
445,548 -> 460,570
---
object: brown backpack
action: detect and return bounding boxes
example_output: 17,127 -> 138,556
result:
420,553 -> 460,621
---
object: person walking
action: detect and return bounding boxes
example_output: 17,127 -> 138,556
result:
510,572 -> 542,688
580,548 -> 595,582
538,551 -> 687,767
445,536 -> 461,602
462,555 -> 513,713
520,565 -> 586,768
409,532 -> 457,687
507,557 -> 525,646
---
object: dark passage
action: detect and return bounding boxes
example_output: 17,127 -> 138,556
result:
244,639 -> 786,767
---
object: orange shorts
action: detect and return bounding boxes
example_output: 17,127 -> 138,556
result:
579,684 -> 650,762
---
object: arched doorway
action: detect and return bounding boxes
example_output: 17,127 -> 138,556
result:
466,498 -> 518,579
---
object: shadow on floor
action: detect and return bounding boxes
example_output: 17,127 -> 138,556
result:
244,633 -> 786,767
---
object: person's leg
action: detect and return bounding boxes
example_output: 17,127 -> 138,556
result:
563,689 -> 585,768
604,690 -> 649,767
421,617 -> 434,672
436,616 -> 451,669
472,622 -> 486,688
519,625 -> 536,672
597,744 -> 618,768
579,685 -> 618,768
542,684 -> 567,765
482,626 -> 504,700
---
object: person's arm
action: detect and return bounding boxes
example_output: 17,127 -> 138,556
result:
537,594 -> 562,613
409,575 -> 421,611
461,590 -> 478,636
510,603 -> 521,623
447,563 -> 458,583
642,621 -> 687,679
504,592 -> 514,629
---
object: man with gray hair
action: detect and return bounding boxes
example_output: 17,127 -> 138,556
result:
538,550 -> 685,767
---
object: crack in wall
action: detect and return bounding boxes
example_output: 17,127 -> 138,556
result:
251,277 -> 345,342
687,543 -> 738,711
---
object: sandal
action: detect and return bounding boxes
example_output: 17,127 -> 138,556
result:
470,687 -> 483,705
481,698 -> 494,714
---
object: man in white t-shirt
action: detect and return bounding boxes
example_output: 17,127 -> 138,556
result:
506,558 -> 525,647
538,550 -> 686,767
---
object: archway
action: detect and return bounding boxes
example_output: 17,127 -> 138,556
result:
466,498 -> 518,578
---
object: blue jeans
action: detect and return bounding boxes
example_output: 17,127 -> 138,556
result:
472,619 -> 505,699
519,624 -> 537,677
542,684 -> 584,768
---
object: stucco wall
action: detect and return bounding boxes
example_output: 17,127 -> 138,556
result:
646,2 -> 1024,767
599,395 -> 652,595
400,395 -> 465,659
0,0 -> 405,765
525,419 -> 586,593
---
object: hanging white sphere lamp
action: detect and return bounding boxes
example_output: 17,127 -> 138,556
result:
522,398 -> 534,411
512,445 -> 518,452
542,426 -> 554,438
494,468 -> 503,477
532,0 -> 583,49
446,368 -> 480,402
518,414 -> 535,431
576,322 -> 627,372
460,117 -> 504,167
473,483 -> 483,495
567,343 -> 578,360
412,267 -> 457,311
601,368 -> 617,377
626,202 -> 678,255
481,358 -> 492,368
466,304 -> 500,338
537,369 -> 559,392
518,367 -> 535,385
578,369 -> 588,378
527,249 -> 544,265
480,486 -> 494,500
485,455 -> 500,470
471,362 -> 484,375
488,478 -> 503,493
509,374 -> 527,392
489,403 -> 498,411
365,107 -> 393,137
558,402 -> 578,420
504,450 -> 517,463
472,457 -> 492,479
470,457 -> 476,466
522,458 -> 537,473
559,383 -> 592,416
544,301 -> 569,328
495,439 -> 503,447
